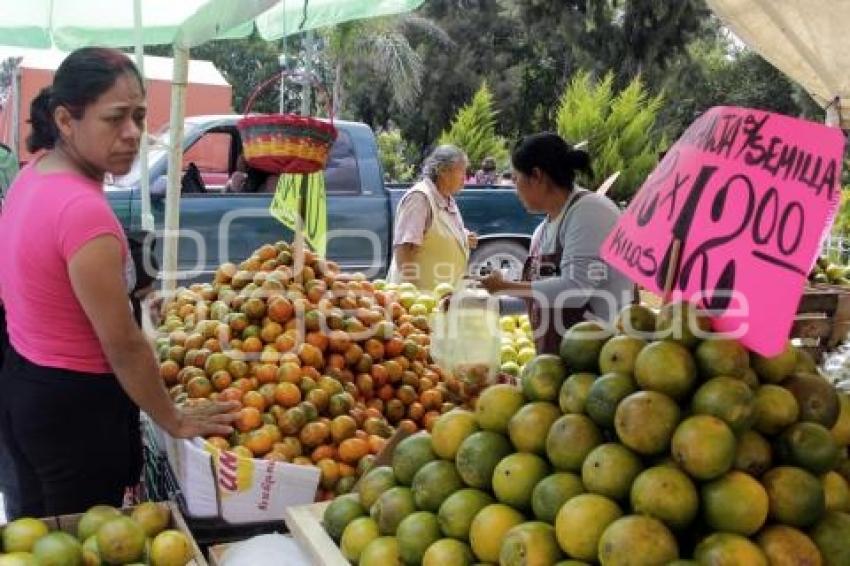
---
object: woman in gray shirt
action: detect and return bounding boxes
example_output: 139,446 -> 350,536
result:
479,132 -> 632,354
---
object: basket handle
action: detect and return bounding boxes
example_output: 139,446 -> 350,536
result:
241,69 -> 334,123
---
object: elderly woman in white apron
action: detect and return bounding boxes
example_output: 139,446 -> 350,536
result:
388,145 -> 477,290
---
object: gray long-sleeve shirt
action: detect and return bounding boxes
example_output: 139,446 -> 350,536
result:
530,189 -> 633,323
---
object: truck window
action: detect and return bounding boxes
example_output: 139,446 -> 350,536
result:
325,130 -> 360,194
183,131 -> 233,192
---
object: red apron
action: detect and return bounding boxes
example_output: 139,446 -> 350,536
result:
522,192 -> 591,355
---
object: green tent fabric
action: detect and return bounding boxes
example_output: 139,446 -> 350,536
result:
0,0 -> 427,50
255,0 -> 426,40
0,0 -> 277,49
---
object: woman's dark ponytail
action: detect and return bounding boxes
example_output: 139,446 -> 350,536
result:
512,132 -> 593,191
27,86 -> 58,152
566,148 -> 593,177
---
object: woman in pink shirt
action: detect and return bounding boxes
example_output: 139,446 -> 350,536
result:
0,48 -> 236,518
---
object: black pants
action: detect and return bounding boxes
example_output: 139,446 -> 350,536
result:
0,304 -> 17,515
0,345 -> 142,519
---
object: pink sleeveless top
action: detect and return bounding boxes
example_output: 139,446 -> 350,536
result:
0,161 -> 130,374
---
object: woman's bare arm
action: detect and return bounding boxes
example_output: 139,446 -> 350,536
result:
393,243 -> 421,284
68,235 -> 236,438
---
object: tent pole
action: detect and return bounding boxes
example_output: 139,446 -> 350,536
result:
826,97 -> 841,127
162,45 -> 190,295
293,174 -> 308,277
134,0 -> 154,232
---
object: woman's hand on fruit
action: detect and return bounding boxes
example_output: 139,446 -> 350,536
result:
478,269 -> 506,294
170,400 -> 240,439
142,291 -> 165,328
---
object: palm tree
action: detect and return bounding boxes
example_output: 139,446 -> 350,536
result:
322,15 -> 451,116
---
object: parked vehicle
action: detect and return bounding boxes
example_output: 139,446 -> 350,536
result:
106,115 -> 540,283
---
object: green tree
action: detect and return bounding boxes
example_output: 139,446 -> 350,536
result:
146,33 -> 289,114
143,1 -> 823,177
834,189 -> 850,236
556,70 -> 666,201
373,0 -> 527,152
377,127 -> 417,182
605,0 -> 712,82
375,0 -> 711,152
501,0 -> 710,129
438,82 -> 509,170
655,31 -> 818,136
321,15 -> 450,117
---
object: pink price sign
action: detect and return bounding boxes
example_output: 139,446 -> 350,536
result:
601,106 -> 846,356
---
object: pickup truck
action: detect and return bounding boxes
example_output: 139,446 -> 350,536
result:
106,115 -> 541,284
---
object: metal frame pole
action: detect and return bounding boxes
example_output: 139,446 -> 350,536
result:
161,45 -> 190,294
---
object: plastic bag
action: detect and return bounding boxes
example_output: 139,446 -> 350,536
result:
431,282 -> 501,396
220,534 -> 309,566
821,338 -> 850,391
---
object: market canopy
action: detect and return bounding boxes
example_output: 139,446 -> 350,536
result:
0,0 -> 427,50
255,0 -> 426,40
0,0 -> 279,49
707,0 -> 850,127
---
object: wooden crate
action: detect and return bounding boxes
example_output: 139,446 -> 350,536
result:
793,285 -> 850,361
639,289 -> 662,309
282,428 -> 413,565
207,544 -> 227,566
41,501 -> 206,566
640,284 -> 850,361
284,501 -> 345,566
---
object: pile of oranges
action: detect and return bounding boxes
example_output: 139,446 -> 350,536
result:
155,241 -> 462,496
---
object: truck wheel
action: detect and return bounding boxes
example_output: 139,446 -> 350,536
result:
469,241 -> 528,281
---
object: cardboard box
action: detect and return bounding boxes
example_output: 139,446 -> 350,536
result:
38,502 -> 206,566
159,426 -> 321,524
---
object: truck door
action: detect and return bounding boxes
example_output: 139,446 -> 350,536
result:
323,128 -> 388,277
149,124 -> 387,282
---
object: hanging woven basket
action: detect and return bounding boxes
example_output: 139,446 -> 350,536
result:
237,70 -> 337,175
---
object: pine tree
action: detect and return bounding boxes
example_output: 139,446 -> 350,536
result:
438,82 -> 509,170
613,0 -> 711,81
556,71 -> 666,202
377,127 -> 417,182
